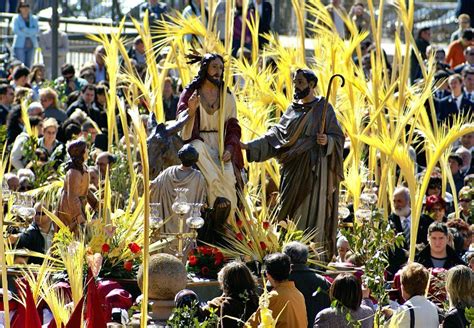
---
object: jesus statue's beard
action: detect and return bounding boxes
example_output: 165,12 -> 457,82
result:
206,74 -> 222,87
394,205 -> 410,218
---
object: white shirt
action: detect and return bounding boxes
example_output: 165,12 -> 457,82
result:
454,94 -> 463,110
388,295 -> 439,328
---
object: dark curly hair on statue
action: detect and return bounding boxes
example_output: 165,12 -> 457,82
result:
186,52 -> 230,94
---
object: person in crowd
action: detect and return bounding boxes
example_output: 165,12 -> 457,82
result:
232,0 -> 253,57
55,64 -> 88,97
454,46 -> 474,74
39,21 -> 69,79
410,27 -> 431,83
172,289 -> 206,322
415,222 -> 465,269
12,86 -> 33,106
10,114 -> 43,170
335,235 -> 350,263
456,0 -> 474,28
349,2 -> 371,40
4,173 -> 20,191
425,195 -> 448,223
448,153 -> 466,195
95,151 -> 117,180
6,105 -> 24,146
425,46 -> 451,72
446,28 -> 474,69
80,120 -> 98,143
0,0 -> 18,13
385,263 -> 439,328
248,0 -> 272,49
66,84 -> 96,117
11,66 -> 30,89
90,45 -> 108,84
39,87 -> 67,124
433,71 -> 452,100
437,73 -> 473,121
448,186 -> 473,224
447,219 -> 472,257
451,14 -> 471,43
11,1 -> 39,68
140,0 -> 168,22
182,0 -> 208,42
9,202 -> 54,264
79,67 -> 96,85
314,273 -> 374,328
90,84 -> 108,131
38,118 -> 64,161
461,67 -> 474,102
466,252 -> 474,270
283,241 -> 331,328
247,253 -> 307,327
205,261 -> 259,328
325,0 -> 348,39
0,84 -> 14,124
442,265 -> 473,328
163,76 -> 178,121
127,36 -> 146,67
28,63 -> 45,99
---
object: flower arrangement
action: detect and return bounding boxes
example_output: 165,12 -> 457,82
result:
427,268 -> 448,306
187,246 -> 225,279
218,191 -> 319,265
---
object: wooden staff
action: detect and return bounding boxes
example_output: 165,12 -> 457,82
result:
320,74 -> 345,134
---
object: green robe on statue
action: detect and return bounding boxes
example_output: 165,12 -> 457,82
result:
246,97 -> 344,257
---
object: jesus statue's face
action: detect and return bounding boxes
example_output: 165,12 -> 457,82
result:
206,58 -> 224,84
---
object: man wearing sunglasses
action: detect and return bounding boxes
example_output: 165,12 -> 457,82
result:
9,202 -> 54,265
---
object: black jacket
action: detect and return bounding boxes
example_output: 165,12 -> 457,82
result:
15,222 -> 48,265
415,244 -> 465,270
289,264 -> 331,328
443,307 -> 469,328
163,95 -> 179,121
436,94 -> 473,122
248,1 -> 272,48
66,97 -> 91,117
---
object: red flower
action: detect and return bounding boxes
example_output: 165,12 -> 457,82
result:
236,232 -> 244,241
201,266 -> 210,276
101,243 -> 110,253
214,258 -> 222,266
188,255 -> 198,266
123,260 -> 133,271
214,251 -> 224,261
201,247 -> 212,256
236,219 -> 243,228
128,242 -> 141,254
262,221 -> 270,230
260,241 -> 267,250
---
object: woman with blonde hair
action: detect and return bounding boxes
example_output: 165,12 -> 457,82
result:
443,265 -> 474,327
39,87 -> 67,124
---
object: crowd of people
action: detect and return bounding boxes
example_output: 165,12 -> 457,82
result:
0,0 -> 473,327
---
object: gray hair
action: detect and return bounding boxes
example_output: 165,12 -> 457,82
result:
27,102 -> 43,115
283,241 -> 308,264
394,186 -> 410,203
336,236 -> 349,249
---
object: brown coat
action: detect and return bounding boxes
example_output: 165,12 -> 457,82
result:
247,281 -> 308,328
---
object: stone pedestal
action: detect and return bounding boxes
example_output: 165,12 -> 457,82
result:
137,253 -> 187,321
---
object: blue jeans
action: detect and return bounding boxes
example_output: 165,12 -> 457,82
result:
0,0 -> 18,13
14,47 -> 35,68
